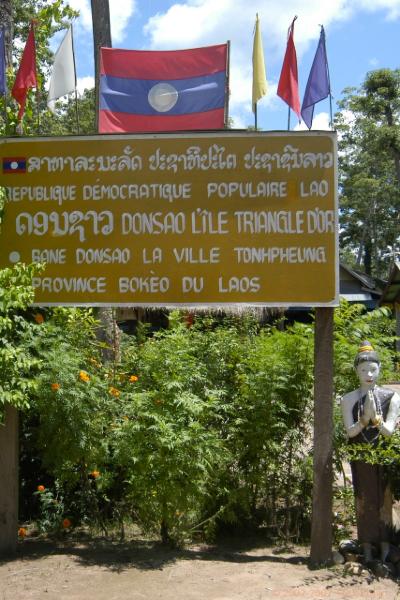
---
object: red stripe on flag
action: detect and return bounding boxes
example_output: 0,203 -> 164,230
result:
99,108 -> 225,133
99,108 -> 226,133
100,45 -> 227,80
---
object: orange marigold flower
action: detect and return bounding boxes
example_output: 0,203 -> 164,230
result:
18,527 -> 27,538
34,313 -> 44,324
79,370 -> 90,382
37,485 -> 45,492
109,386 -> 120,397
129,375 -> 138,383
62,518 -> 71,529
51,383 -> 60,392
90,470 -> 100,479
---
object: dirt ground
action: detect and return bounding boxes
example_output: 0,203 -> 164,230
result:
1,532 -> 399,600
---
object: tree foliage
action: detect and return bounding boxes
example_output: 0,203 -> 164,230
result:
0,263 -> 43,416
335,69 -> 400,277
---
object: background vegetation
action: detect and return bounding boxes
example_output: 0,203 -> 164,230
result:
6,291 -> 394,545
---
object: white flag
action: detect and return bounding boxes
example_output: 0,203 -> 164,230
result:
47,26 -> 76,112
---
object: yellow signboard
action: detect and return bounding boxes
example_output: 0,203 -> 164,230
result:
0,132 -> 338,307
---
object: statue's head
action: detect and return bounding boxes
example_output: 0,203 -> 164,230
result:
354,341 -> 380,388
353,341 -> 380,368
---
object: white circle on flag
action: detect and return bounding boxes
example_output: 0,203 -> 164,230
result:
9,251 -> 20,263
148,83 -> 178,112
10,161 -> 19,170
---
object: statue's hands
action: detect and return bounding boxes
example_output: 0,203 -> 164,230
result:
371,415 -> 382,428
364,392 -> 376,420
359,392 -> 377,427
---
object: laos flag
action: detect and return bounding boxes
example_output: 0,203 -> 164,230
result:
99,44 -> 228,133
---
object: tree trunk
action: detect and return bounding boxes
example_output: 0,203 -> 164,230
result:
96,307 -> 121,363
0,406 -> 19,556
364,240 -> 372,276
91,0 -> 111,130
90,1 -> 120,363
310,308 -> 333,566
0,0 -> 13,67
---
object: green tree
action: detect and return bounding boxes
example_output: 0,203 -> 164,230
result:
335,69 -> 400,277
40,87 -> 96,136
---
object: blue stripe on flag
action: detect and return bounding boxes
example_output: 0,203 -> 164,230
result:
99,71 -> 226,116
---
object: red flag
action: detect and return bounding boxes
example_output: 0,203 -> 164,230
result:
12,23 -> 37,120
277,17 -> 300,118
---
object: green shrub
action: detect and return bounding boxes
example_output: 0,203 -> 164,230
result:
0,263 -> 43,415
23,301 -> 397,543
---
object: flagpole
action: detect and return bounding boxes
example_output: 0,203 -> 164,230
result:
252,14 -> 267,131
287,107 -> 291,131
278,16 -> 300,131
2,93 -> 6,129
224,40 -> 230,128
2,86 -> 7,130
2,45 -> 6,130
0,26 -> 6,129
322,26 -> 333,129
36,86 -> 40,134
71,23 -> 80,134
32,21 -> 40,134
74,89 -> 80,134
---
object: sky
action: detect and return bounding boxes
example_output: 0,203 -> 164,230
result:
52,0 -> 400,131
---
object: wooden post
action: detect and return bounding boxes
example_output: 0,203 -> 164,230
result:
310,307 -> 334,565
0,406 -> 19,556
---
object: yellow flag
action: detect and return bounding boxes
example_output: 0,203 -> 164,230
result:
252,13 -> 267,112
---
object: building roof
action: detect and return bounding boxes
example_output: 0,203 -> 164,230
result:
339,264 -> 385,308
379,262 -> 400,305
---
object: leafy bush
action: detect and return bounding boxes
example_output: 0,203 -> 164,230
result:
0,263 -> 43,416
22,308 -> 112,526
22,301 -> 397,544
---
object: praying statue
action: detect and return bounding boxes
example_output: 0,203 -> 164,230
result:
340,341 -> 400,565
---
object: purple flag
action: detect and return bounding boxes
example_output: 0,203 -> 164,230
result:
0,28 -> 6,95
301,26 -> 330,129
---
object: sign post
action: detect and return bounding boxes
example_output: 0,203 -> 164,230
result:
310,307 -> 334,565
0,406 -> 18,556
